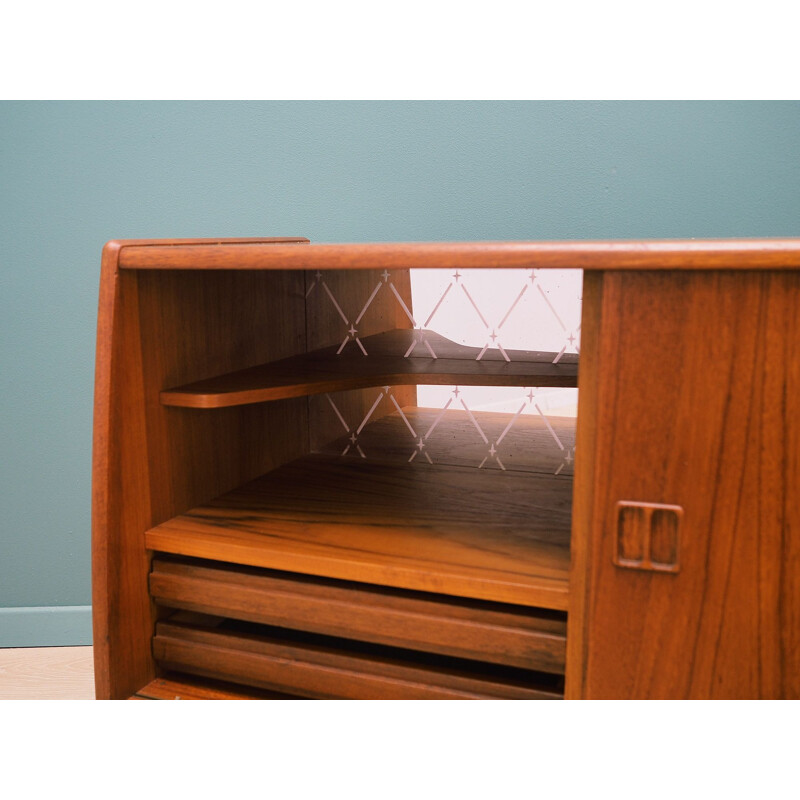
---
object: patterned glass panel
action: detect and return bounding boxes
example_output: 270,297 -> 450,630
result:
308,268 -> 582,477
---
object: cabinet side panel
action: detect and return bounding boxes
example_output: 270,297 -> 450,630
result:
92,251 -> 155,699
136,270 -> 309,526
565,271 -> 604,699
306,268 -> 416,450
582,270 -> 800,698
94,267 -> 309,699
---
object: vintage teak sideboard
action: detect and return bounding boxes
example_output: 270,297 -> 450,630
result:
92,238 -> 800,700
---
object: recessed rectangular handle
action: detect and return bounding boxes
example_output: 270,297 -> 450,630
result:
614,501 -> 682,573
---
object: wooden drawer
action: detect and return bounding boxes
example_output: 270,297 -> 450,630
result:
150,556 -> 566,674
153,618 -> 562,700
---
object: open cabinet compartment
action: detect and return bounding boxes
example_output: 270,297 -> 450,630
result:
147,262 -> 577,698
93,239 -> 580,699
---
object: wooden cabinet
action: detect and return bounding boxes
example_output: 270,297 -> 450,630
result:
92,238 -> 800,699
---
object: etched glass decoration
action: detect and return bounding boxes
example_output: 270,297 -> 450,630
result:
309,268 -> 581,477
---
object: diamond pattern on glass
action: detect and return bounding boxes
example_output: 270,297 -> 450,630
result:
312,268 -> 581,476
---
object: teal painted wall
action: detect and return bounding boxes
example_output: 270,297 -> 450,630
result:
1,101 -> 799,646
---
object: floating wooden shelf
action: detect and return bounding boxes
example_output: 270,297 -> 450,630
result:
146,409 -> 573,610
160,329 -> 579,409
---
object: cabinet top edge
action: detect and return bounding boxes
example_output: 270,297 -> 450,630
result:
109,238 -> 800,271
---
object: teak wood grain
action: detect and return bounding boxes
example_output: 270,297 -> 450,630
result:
569,270 -> 800,699
153,620 -> 562,699
150,557 -> 567,673
145,454 -> 572,610
116,239 -> 800,272
93,239 -> 313,699
93,239 -> 418,699
94,237 -> 800,699
564,271 -> 603,699
92,244 -> 155,700
160,330 -> 578,409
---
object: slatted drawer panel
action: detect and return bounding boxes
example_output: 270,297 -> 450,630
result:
150,556 -> 566,674
153,619 -> 562,700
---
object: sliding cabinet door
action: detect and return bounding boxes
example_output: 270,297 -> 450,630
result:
568,270 -> 800,699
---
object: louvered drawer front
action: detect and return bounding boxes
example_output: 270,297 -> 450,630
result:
150,556 -> 566,676
153,618 -> 562,700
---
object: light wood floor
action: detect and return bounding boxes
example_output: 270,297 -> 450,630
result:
0,647 -> 95,699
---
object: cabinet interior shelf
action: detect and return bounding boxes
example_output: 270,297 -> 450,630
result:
160,329 -> 579,409
146,406 -> 574,610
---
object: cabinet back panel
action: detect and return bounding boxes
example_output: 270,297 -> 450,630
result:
306,267 -> 416,451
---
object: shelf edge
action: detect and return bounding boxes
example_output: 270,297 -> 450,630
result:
145,529 -> 570,612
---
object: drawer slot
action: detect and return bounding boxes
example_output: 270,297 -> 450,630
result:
153,617 -> 563,700
150,556 -> 566,674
